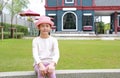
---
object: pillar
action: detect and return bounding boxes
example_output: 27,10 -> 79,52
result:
114,12 -> 118,34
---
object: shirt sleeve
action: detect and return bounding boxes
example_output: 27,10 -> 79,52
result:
52,38 -> 60,64
32,38 -> 41,64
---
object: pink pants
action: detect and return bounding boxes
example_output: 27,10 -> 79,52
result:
34,63 -> 56,78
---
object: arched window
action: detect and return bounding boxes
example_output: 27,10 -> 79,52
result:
63,13 -> 76,29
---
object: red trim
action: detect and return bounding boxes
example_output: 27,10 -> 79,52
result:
92,0 -> 96,6
45,6 -> 120,11
118,26 -> 120,31
80,0 -> 82,6
45,0 -> 48,7
74,0 -> 77,6
57,0 -> 58,6
62,0 -> 64,6
114,12 -> 118,34
83,26 -> 92,31
78,6 -> 120,10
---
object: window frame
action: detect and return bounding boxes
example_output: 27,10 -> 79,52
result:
82,15 -> 93,26
65,0 -> 74,3
63,13 -> 76,29
82,13 -> 93,31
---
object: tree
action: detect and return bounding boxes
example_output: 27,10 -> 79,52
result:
0,0 -> 9,24
0,0 -> 10,40
6,0 -> 30,38
0,0 -> 2,10
104,23 -> 110,34
97,21 -> 105,34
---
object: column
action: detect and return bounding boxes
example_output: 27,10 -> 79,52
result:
114,12 -> 118,34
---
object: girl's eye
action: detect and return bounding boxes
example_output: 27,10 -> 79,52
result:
41,25 -> 45,27
46,25 -> 49,27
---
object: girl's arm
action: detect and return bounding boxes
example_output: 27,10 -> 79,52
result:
32,39 -> 42,64
52,38 -> 60,65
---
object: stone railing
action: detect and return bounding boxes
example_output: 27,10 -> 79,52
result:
0,69 -> 120,78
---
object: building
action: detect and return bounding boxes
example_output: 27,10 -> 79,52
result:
45,0 -> 120,34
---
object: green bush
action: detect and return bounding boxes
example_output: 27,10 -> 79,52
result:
0,32 -> 24,39
16,25 -> 28,35
0,32 -> 9,39
14,32 -> 24,39
0,23 -> 28,36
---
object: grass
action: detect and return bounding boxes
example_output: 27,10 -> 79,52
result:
0,39 -> 120,72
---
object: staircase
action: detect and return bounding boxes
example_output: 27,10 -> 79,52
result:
51,31 -> 120,40
51,31 -> 96,37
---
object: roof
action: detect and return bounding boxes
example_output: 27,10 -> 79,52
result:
95,0 -> 120,6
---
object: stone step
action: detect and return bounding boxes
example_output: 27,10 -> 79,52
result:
0,69 -> 120,78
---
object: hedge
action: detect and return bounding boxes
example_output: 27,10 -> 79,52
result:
0,32 -> 24,39
0,23 -> 28,36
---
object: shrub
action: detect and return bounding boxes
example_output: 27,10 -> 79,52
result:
16,25 -> 28,35
0,32 -> 24,39
0,23 -> 28,36
0,32 -> 9,39
14,32 -> 24,39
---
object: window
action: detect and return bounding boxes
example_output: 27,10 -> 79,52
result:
63,13 -> 76,29
65,0 -> 74,3
83,16 -> 93,26
82,13 -> 93,30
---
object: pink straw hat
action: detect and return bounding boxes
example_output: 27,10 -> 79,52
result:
35,16 -> 54,28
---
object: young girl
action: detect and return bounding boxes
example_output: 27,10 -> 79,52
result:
32,16 -> 60,78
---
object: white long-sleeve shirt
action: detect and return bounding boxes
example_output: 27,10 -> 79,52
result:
32,36 -> 60,66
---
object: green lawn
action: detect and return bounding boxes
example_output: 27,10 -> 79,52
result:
0,39 -> 120,72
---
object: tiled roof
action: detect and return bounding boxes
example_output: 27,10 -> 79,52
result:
95,0 -> 120,6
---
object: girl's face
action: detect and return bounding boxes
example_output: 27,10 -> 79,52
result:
38,23 -> 51,35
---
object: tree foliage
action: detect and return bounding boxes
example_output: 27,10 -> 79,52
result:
0,0 -> 9,13
6,0 -> 30,16
5,0 -> 30,38
0,0 -> 3,10
0,1 -> 2,10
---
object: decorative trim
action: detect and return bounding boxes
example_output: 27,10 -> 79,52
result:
83,13 -> 92,16
80,0 -> 82,6
45,6 -> 120,11
62,0 -> 64,6
83,26 -> 92,31
62,11 -> 78,31
92,0 -> 96,6
74,0 -> 77,6
65,0 -> 74,3
48,14 -> 56,16
63,8 -> 77,11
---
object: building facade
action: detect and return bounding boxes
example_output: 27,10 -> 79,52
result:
45,0 -> 120,34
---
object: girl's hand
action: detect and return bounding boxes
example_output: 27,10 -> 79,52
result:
38,63 -> 46,76
46,62 -> 55,74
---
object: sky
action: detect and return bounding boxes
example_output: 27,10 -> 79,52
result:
28,0 -> 110,24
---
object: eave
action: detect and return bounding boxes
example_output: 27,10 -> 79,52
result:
45,6 -> 120,11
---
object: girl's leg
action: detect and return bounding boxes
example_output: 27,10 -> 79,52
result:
47,71 -> 56,78
34,63 -> 56,78
44,63 -> 56,78
34,65 -> 44,78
